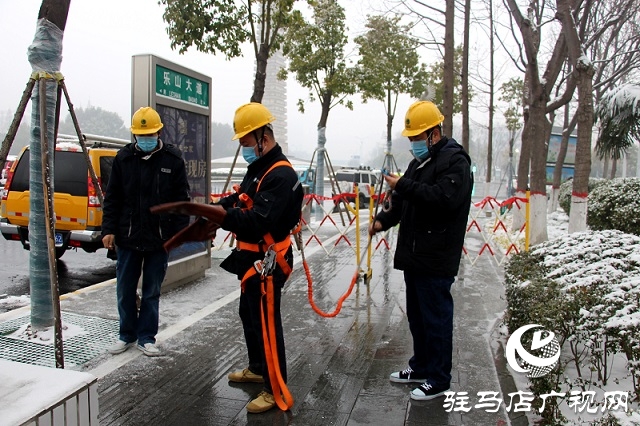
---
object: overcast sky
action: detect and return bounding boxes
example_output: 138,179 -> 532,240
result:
0,0 -> 416,163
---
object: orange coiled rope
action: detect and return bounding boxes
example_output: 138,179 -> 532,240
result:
296,232 -> 371,318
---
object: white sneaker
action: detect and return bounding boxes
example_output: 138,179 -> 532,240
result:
137,342 -> 161,357
389,366 -> 426,383
410,382 -> 450,401
108,339 -> 135,354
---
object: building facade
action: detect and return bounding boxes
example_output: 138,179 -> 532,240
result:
261,49 -> 288,154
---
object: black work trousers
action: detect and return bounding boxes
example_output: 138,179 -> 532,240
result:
238,270 -> 287,394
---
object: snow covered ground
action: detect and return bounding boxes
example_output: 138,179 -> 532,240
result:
500,209 -> 640,425
0,294 -> 29,312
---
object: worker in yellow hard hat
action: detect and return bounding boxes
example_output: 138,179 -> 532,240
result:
102,106 -> 190,357
129,106 -> 164,151
369,100 -> 474,401
214,102 -> 303,413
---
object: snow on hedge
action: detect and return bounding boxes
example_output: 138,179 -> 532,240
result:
504,229 -> 640,423
532,230 -> 640,291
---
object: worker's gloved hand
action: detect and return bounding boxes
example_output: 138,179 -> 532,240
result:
162,217 -> 220,252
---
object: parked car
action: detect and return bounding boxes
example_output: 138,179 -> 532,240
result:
0,155 -> 17,187
333,167 -> 379,208
0,140 -> 123,258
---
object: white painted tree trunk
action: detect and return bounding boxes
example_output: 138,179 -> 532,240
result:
529,193 -> 548,245
568,194 -> 588,233
548,186 -> 559,212
512,189 -> 526,233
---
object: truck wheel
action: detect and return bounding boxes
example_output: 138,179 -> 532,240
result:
358,193 -> 366,209
55,247 -> 67,259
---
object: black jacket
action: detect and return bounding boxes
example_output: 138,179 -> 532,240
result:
218,145 -> 304,280
375,137 -> 473,277
102,141 -> 190,251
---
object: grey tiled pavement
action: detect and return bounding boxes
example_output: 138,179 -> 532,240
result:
3,225 -> 523,425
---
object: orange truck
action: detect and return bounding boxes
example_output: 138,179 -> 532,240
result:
0,136 -> 126,258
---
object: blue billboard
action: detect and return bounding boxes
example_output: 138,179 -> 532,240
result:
546,132 -> 576,184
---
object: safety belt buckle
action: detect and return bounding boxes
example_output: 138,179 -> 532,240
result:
261,245 -> 277,277
253,259 -> 264,276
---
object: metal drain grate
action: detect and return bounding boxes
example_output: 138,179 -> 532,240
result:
0,311 -> 118,368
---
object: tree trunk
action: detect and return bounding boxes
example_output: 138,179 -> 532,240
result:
251,42 -> 270,103
314,127 -> 327,221
38,0 -> 70,30
557,0 -> 595,234
550,108 -> 576,212
512,69 -> 532,233
486,114 -> 493,184
461,0 -> 471,154
442,0 -> 455,136
314,91 -> 333,218
505,0 -> 572,243
318,91 -> 332,129
527,89 -> 550,245
28,0 -> 70,330
569,69 -> 594,233
610,157 -> 617,179
516,69 -> 532,193
485,0 -> 494,184
507,129 -> 516,197
386,88 -> 393,154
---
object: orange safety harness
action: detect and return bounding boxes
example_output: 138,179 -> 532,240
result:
235,160 -> 296,411
236,160 -> 375,410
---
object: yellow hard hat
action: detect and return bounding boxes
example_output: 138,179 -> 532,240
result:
401,100 -> 444,137
131,107 -> 163,135
232,102 -> 275,140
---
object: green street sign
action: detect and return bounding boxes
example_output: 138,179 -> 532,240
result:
155,64 -> 209,108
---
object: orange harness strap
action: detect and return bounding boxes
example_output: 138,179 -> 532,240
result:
238,235 -> 292,290
237,160 -> 296,290
260,275 -> 294,410
236,160 -> 296,411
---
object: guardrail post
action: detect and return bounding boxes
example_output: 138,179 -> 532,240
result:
354,183 -> 360,273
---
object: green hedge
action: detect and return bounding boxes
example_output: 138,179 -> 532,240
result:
587,177 -> 640,236
504,230 -> 640,424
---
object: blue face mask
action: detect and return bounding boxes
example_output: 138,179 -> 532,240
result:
242,145 -> 259,164
137,136 -> 158,153
411,140 -> 430,161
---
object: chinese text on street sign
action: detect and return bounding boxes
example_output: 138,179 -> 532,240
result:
155,64 -> 209,108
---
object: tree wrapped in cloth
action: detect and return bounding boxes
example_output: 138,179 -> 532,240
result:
27,1 -> 70,332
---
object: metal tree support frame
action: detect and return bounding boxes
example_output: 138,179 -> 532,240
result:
0,71 -> 107,368
308,147 -> 350,225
